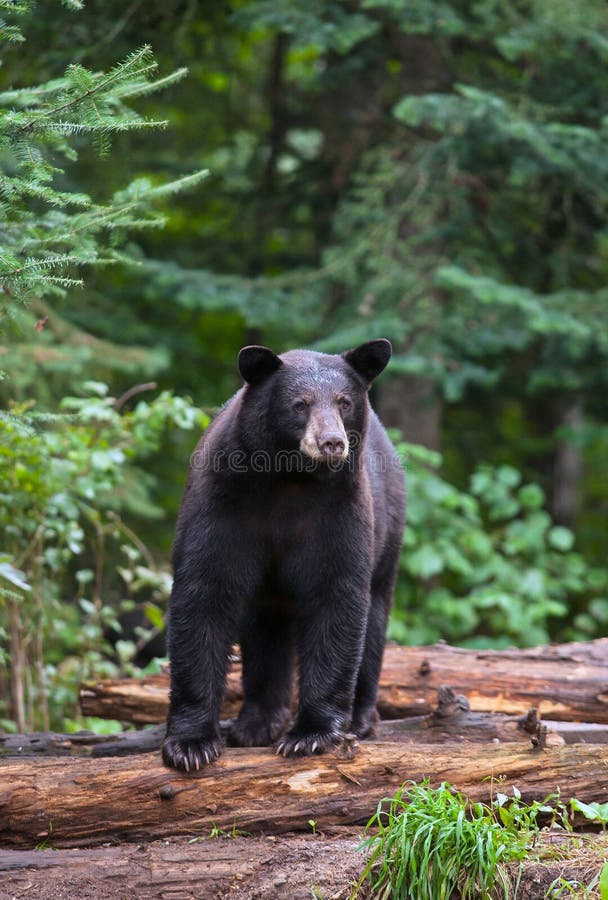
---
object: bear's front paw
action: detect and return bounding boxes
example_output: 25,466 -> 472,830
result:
275,729 -> 342,757
350,706 -> 379,739
161,735 -> 223,772
229,706 -> 291,747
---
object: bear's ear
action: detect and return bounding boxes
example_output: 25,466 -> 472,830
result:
238,345 -> 282,385
343,339 -> 392,383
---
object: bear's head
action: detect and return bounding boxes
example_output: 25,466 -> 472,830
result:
237,340 -> 391,470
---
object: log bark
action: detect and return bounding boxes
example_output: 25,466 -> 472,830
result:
1,739 -> 607,848
79,638 -> 608,724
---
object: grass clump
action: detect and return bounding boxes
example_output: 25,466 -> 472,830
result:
353,780 -> 557,899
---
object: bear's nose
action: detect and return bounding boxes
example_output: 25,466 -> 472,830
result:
319,436 -> 346,458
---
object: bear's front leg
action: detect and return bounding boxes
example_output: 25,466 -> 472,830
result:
275,576 -> 369,757
161,547 -> 244,772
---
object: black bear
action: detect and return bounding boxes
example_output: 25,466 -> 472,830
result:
162,339 -> 406,772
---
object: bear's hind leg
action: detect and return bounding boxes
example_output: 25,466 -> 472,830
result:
351,545 -> 401,739
230,608 -> 294,747
349,598 -> 386,738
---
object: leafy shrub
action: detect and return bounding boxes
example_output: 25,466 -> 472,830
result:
0,386 -> 207,732
392,443 -> 608,648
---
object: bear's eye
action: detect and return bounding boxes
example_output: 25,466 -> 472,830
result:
293,399 -> 308,414
338,397 -> 352,412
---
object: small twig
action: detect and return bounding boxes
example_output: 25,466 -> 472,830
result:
107,513 -> 156,568
113,382 -> 157,411
337,767 -> 362,786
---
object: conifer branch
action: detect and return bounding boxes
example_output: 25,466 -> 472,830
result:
0,254 -> 80,279
16,45 -> 157,132
1,21 -> 206,314
116,67 -> 189,99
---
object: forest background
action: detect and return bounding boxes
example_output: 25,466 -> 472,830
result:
1,0 -> 607,734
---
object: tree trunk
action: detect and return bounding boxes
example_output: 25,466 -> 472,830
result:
79,638 -> 608,725
378,375 -> 442,450
551,397 -> 584,528
1,740 -> 606,848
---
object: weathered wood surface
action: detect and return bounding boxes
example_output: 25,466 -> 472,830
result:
79,638 -> 608,725
0,832 -> 365,900
1,739 -> 607,849
0,723 -> 167,758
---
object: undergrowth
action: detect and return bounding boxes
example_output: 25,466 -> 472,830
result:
351,780 -> 565,900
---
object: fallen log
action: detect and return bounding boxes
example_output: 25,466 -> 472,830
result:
0,832 -> 365,900
79,638 -> 608,724
2,831 -> 607,900
1,739 -> 607,848
0,724 -> 167,758
378,638 -> 608,721
2,688 -> 583,760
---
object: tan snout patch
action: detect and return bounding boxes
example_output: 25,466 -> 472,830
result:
299,413 -> 349,461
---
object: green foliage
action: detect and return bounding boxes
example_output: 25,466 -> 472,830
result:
188,820 -> 250,842
0,5 -> 213,732
570,799 -> 608,829
1,0 -> 608,735
391,444 -> 608,648
601,861 -> 608,900
0,386 -> 208,730
353,780 -> 562,899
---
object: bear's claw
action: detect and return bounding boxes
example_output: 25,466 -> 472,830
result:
161,735 -> 223,772
274,730 -> 342,757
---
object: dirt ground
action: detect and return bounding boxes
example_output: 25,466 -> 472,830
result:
1,828 -> 606,900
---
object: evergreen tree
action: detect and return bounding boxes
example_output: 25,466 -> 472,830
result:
0,1 -> 208,393
0,1 -> 209,730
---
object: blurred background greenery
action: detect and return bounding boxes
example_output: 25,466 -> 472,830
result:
1,0 -> 607,734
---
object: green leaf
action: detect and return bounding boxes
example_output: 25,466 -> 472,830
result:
589,598 -> 608,623
144,603 -> 165,630
0,561 -> 30,592
497,466 -> 521,488
570,798 -> 608,825
518,484 -> 545,509
407,545 -> 444,578
599,861 -> 608,900
82,381 -> 109,397
548,526 -> 575,552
